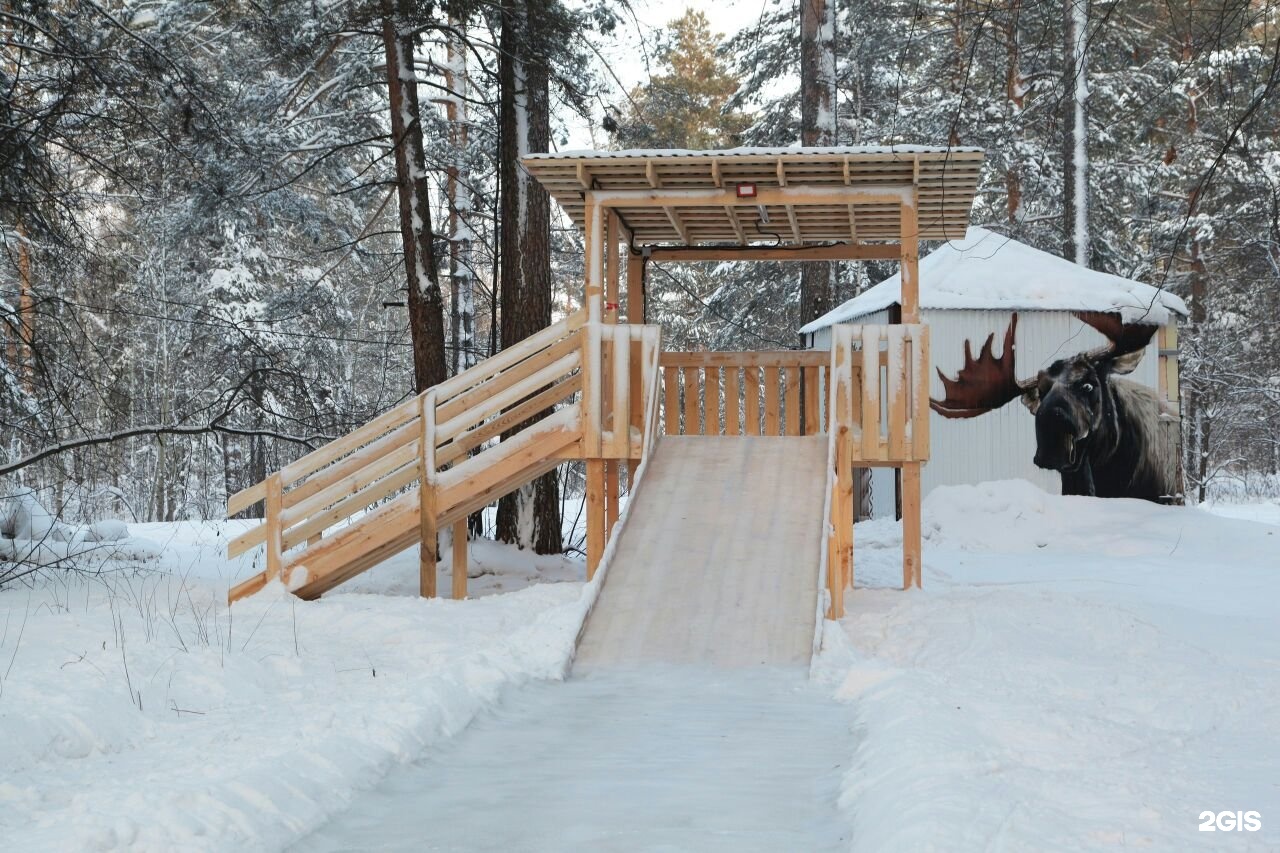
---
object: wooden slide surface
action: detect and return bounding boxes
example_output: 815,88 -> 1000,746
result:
575,436 -> 827,670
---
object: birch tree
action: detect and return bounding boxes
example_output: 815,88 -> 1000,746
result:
1062,0 -> 1091,265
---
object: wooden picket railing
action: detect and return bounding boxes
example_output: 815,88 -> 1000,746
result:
828,324 -> 930,465
823,323 -> 930,616
659,351 -> 830,437
227,312 -> 663,603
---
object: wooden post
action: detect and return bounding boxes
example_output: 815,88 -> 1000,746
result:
902,462 -> 922,589
419,393 -> 438,598
827,331 -> 850,619
900,197 -> 920,323
586,458 -> 605,579
584,196 -> 604,323
264,473 -> 283,584
452,519 -> 468,599
627,253 -> 646,477
605,460 -> 620,539
900,191 -> 923,588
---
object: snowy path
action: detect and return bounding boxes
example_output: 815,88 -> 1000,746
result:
293,666 -> 853,852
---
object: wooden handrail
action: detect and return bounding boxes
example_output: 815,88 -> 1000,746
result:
228,316 -> 664,604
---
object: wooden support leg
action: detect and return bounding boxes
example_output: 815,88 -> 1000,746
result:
264,473 -> 283,584
452,519 -> 468,600
605,459 -> 620,541
419,476 -> 438,599
586,458 -> 605,580
902,462 -> 922,589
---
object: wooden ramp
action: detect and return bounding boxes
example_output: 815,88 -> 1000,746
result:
575,436 -> 827,670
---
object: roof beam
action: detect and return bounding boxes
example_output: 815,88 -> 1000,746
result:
592,185 -> 915,209
777,161 -> 801,243
647,244 -> 902,262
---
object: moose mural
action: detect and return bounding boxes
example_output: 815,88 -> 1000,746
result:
930,311 -> 1177,501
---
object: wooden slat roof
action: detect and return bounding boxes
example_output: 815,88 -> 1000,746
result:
521,146 -> 985,246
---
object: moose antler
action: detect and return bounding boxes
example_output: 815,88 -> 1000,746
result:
1074,311 -> 1159,360
930,313 -> 1033,419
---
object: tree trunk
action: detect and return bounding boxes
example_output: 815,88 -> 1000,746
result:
381,0 -> 448,394
495,0 -> 562,553
445,19 -> 475,377
798,0 -> 837,337
1062,0 -> 1090,265
1005,0 -> 1024,224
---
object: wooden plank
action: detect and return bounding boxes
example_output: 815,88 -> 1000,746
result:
277,395 -> 418,487
228,521 -> 267,560
724,367 -> 740,435
436,332 -> 579,425
912,326 -> 930,460
436,310 -> 584,399
611,327 -> 631,457
605,459 -> 620,539
227,481 -> 265,517
803,366 -> 820,436
860,326 -> 882,461
784,366 -> 800,436
663,366 -> 679,435
419,394 -> 438,599
284,419 -> 417,510
646,244 -> 901,262
659,351 -> 827,368
902,462 -> 922,589
744,367 -> 760,435
438,408 -> 579,491
681,366 -> 700,435
584,198 -> 604,323
265,474 -> 283,583
280,439 -> 418,530
436,374 -> 580,468
586,458 -> 605,580
900,197 -> 921,323
228,571 -> 268,605
591,184 -> 916,209
436,422 -> 579,524
763,366 -> 780,436
452,520 -> 468,600
582,322 -> 603,456
436,350 -> 580,443
704,366 -> 720,434
605,211 -> 620,322
887,325 -> 907,459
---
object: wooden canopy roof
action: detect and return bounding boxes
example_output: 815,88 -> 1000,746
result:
521,146 -> 985,247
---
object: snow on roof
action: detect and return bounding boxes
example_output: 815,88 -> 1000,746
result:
523,145 -> 984,159
800,228 -> 1189,333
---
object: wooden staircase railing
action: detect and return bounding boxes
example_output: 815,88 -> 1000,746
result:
227,312 -> 663,603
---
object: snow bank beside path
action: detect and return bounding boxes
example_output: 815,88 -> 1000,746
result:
0,529 -> 588,851
826,481 -> 1280,851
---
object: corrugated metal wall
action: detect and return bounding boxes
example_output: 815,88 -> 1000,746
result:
810,309 -> 1164,516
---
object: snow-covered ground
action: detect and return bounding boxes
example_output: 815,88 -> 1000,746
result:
3,482 -> 1278,851
0,522 -> 587,851
824,481 -> 1280,851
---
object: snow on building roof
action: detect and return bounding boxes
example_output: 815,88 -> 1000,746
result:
521,146 -> 985,244
799,227 -> 1189,333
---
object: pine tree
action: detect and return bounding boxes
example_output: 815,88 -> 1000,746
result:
612,11 -> 750,149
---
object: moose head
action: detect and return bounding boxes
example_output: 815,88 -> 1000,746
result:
930,311 -> 1166,499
